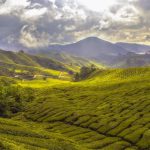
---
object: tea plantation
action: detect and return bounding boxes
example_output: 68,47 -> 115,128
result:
0,67 -> 150,150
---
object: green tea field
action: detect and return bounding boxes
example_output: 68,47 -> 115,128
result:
0,67 -> 150,150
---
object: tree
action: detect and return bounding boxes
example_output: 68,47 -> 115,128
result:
80,66 -> 90,79
74,72 -> 80,81
74,65 -> 97,81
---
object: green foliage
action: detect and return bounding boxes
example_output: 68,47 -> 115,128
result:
0,49 -> 73,80
19,67 -> 150,150
0,67 -> 150,149
0,49 -> 67,71
0,118 -> 80,150
0,77 -> 34,117
0,77 -> 16,86
74,65 -> 97,81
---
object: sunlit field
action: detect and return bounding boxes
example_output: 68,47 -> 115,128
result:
18,78 -> 71,88
0,67 -> 147,150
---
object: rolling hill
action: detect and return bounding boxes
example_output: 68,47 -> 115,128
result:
0,41 -> 150,150
0,67 -> 149,150
0,49 -> 73,79
0,49 -> 103,77
35,51 -> 103,68
0,49 -> 67,71
22,67 -> 150,150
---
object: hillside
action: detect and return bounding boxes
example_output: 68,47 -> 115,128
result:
0,49 -> 74,79
0,67 -> 148,150
35,51 -> 103,69
0,49 -> 103,78
112,52 -> 150,68
0,49 -> 67,71
0,48 -> 150,150
25,68 -> 150,150
0,117 -> 81,150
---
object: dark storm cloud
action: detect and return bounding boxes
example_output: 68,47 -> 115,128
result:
0,0 -> 150,49
0,15 -> 23,43
0,0 -> 6,4
29,0 -> 51,5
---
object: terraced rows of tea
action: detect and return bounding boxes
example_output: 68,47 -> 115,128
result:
22,68 -> 150,150
0,118 -> 82,150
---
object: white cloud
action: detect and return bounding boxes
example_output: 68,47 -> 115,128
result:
77,0 -> 117,12
0,0 -> 150,49
22,7 -> 48,21
0,0 -> 30,14
20,25 -> 50,48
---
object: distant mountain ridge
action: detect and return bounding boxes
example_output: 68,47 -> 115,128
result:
27,37 -> 150,66
39,37 -> 129,65
1,36 -> 150,67
116,42 -> 150,54
112,52 -> 150,68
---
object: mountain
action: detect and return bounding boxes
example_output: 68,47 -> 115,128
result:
112,52 -> 150,68
39,37 -> 149,67
116,42 -> 150,54
28,37 -> 128,65
3,36 -> 150,67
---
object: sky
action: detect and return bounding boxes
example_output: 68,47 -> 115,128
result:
0,0 -> 150,49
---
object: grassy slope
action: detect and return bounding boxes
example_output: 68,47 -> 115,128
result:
18,78 -> 71,88
0,49 -> 67,71
0,49 -> 72,79
0,67 -> 150,150
20,67 -> 150,150
36,51 -> 104,71
0,49 -> 104,74
0,61 -> 61,76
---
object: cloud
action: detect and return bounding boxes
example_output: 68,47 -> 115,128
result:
22,7 -> 48,22
134,0 -> 150,11
0,14 -> 23,46
20,25 -> 50,48
0,0 -> 30,15
0,0 -> 150,50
